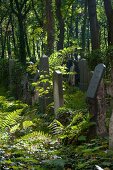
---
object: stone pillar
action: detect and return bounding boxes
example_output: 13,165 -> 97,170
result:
53,70 -> 64,115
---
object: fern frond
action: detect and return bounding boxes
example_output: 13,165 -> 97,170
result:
49,119 -> 64,135
1,109 -> 22,130
17,131 -> 50,142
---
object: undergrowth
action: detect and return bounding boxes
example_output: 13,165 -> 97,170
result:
0,87 -> 112,170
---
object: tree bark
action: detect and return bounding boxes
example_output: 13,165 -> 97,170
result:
18,16 -> 26,64
82,0 -> 87,51
103,0 -> 113,46
88,0 -> 100,50
45,0 -> 55,56
55,0 -> 64,50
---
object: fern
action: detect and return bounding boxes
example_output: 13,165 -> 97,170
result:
49,119 -> 64,135
17,131 -> 50,142
1,109 -> 22,130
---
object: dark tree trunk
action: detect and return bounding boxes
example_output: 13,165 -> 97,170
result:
18,16 -> 26,64
103,0 -> 113,46
82,0 -> 87,51
25,31 -> 31,59
11,15 -> 17,57
7,34 -> 11,58
33,38 -> 35,58
45,0 -> 55,56
88,0 -> 100,50
55,0 -> 64,50
1,19 -> 10,58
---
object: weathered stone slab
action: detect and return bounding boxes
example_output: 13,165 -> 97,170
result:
39,55 -> 49,113
53,70 -> 64,114
79,59 -> 89,91
68,64 -> 75,86
87,64 -> 106,99
39,54 -> 49,74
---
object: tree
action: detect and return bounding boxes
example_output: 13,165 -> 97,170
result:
55,0 -> 64,50
9,0 -> 31,64
103,0 -> 113,46
88,0 -> 100,50
45,0 -> 55,56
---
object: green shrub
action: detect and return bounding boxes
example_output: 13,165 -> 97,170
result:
64,90 -> 87,111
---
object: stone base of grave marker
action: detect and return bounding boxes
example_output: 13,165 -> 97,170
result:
86,98 -> 98,138
97,80 -> 107,137
109,110 -> 113,150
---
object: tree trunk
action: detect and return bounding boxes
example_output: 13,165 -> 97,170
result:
11,15 -> 17,57
55,0 -> 64,50
88,0 -> 100,50
82,0 -> 87,51
103,0 -> 113,46
18,16 -> 26,64
45,0 -> 55,56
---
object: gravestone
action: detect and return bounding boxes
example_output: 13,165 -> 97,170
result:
53,70 -> 64,115
79,59 -> 90,91
21,73 -> 31,104
39,54 -> 49,75
86,64 -> 106,137
74,59 -> 80,86
68,64 -> 75,86
39,55 -> 49,113
87,64 -> 106,98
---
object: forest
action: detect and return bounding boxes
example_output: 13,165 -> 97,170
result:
0,0 -> 113,169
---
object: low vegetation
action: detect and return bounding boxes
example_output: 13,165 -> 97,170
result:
0,86 -> 112,170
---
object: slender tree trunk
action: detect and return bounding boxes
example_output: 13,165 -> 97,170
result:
103,0 -> 113,46
45,0 -> 55,56
11,15 -> 17,57
25,31 -> 31,59
82,0 -> 87,51
18,16 -> 26,64
33,38 -> 35,57
7,34 -> 11,58
75,17 -> 78,40
2,19 -> 10,58
88,0 -> 100,50
87,22 -> 90,51
55,0 -> 64,50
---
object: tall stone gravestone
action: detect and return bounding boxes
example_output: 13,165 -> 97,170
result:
68,64 -> 75,86
53,70 -> 64,115
79,59 -> 90,91
86,63 -> 106,137
39,54 -> 49,75
39,55 -> 49,113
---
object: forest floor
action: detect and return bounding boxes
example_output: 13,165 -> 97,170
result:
0,85 -> 113,170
